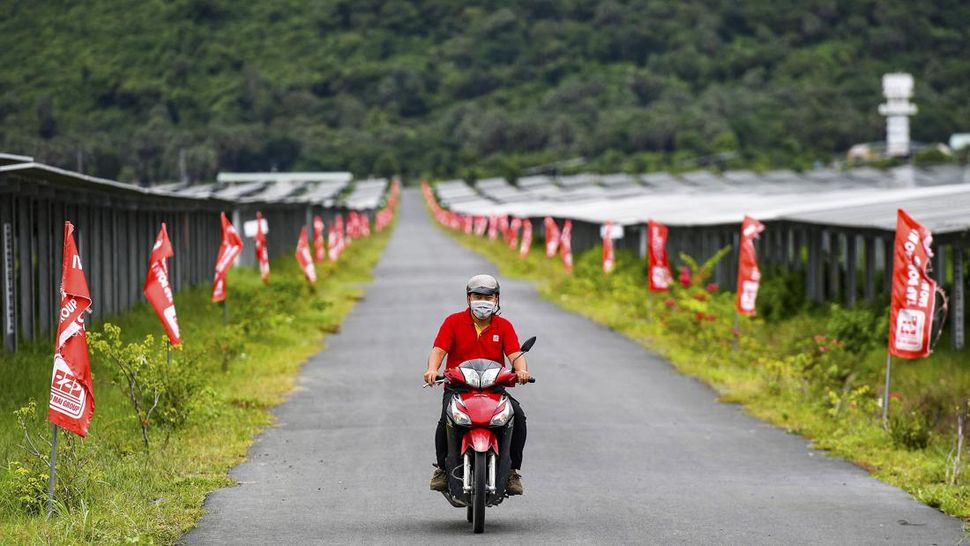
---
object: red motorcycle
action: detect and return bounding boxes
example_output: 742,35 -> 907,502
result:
429,336 -> 536,534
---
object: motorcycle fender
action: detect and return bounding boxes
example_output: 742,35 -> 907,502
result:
461,428 -> 498,454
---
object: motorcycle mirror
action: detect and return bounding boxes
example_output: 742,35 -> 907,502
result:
520,336 -> 536,353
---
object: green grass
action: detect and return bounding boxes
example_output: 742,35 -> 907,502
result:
0,222 -> 393,544
441,222 -> 970,523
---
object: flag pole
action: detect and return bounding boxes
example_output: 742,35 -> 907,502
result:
882,353 -> 893,428
47,424 -> 59,518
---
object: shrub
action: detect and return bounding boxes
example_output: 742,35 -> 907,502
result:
824,304 -> 887,355
890,410 -> 932,450
6,401 -> 98,515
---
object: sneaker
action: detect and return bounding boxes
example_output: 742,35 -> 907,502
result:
506,470 -> 523,495
430,467 -> 448,491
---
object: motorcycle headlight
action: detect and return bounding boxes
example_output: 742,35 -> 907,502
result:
450,398 -> 472,426
480,368 -> 499,389
489,401 -> 513,426
459,368 -> 481,389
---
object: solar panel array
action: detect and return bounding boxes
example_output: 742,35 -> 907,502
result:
436,165 -> 970,236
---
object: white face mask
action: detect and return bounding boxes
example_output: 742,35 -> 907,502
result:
470,300 -> 496,320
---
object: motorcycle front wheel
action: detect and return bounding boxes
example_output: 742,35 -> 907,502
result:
472,451 -> 486,533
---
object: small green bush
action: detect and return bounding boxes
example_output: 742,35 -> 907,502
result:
890,410 -> 932,450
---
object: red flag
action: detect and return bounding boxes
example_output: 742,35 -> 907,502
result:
255,211 -> 270,283
508,217 -> 522,249
544,217 -> 560,257
888,209 -> 937,359
602,221 -> 615,274
647,220 -> 672,292
327,226 -> 339,262
735,215 -> 765,316
313,215 -> 326,263
48,222 -> 95,437
474,216 -> 488,237
295,227 -> 317,284
144,223 -> 181,345
560,219 -> 573,274
335,214 -> 345,256
519,219 -> 533,258
211,212 -> 243,303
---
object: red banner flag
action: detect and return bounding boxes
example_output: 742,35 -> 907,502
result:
519,219 -> 533,258
735,215 -> 765,316
313,215 -> 326,263
544,217 -> 560,258
508,217 -> 522,249
602,221 -> 616,274
211,212 -> 243,303
889,209 -> 937,359
144,223 -> 181,345
647,220 -> 672,292
335,214 -> 346,256
254,211 -> 270,283
296,227 -> 317,284
560,219 -> 574,274
48,222 -> 95,437
474,216 -> 488,237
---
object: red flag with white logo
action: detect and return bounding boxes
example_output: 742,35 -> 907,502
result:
211,212 -> 243,303
508,217 -> 522,249
474,216 -> 488,237
255,211 -> 270,283
888,209 -> 937,359
519,219 -> 533,258
335,214 -> 345,256
602,221 -> 616,274
144,223 -> 181,345
313,215 -> 326,263
295,227 -> 317,284
544,217 -> 560,258
560,219 -> 573,274
647,220 -> 672,292
735,215 -> 765,316
48,222 -> 95,437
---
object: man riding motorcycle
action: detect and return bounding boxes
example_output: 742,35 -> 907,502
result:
425,274 -> 530,495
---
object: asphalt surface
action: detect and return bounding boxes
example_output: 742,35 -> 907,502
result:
184,189 -> 964,545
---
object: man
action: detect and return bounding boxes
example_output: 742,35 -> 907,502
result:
425,274 -> 530,495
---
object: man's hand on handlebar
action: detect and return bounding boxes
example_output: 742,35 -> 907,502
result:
423,369 -> 439,386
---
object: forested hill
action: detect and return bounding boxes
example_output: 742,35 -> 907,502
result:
1,1 -> 968,183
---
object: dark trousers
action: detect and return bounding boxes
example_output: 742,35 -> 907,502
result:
436,389 -> 527,470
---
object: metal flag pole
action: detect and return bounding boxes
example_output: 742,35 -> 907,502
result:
882,353 -> 893,428
47,424 -> 59,518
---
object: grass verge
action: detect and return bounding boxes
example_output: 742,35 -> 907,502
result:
0,224 -> 393,544
442,224 -> 970,522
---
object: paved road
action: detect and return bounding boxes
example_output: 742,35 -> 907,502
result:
184,189 -> 963,545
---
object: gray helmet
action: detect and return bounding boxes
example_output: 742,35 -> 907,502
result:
466,274 -> 500,296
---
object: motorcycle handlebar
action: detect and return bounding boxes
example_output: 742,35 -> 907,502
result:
424,375 -> 536,387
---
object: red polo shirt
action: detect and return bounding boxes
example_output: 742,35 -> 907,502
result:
433,309 -> 520,369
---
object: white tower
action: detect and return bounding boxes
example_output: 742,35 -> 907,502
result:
878,73 -> 917,157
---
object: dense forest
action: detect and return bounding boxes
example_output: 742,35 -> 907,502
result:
1,0 -> 968,184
